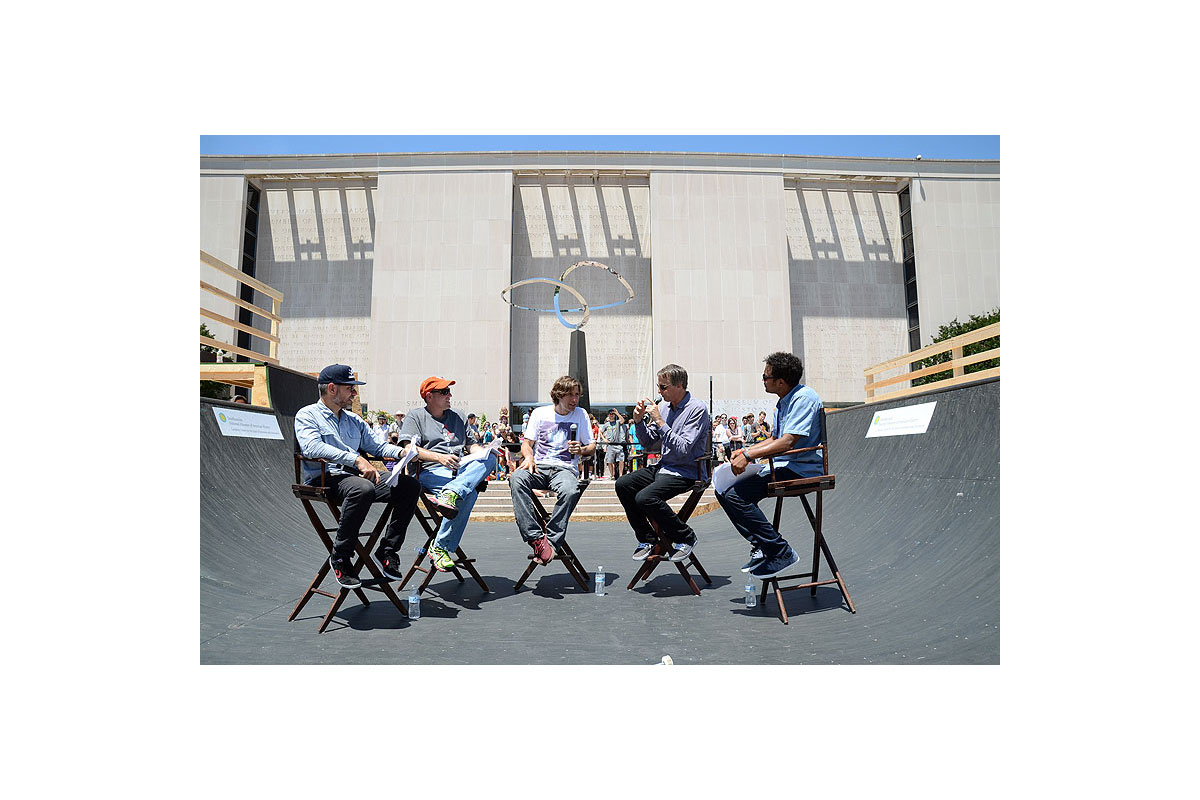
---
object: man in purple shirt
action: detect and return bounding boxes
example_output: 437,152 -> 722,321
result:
617,363 -> 712,563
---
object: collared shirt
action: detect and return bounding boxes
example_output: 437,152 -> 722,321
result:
634,391 -> 711,480
295,401 -> 402,484
773,383 -> 824,477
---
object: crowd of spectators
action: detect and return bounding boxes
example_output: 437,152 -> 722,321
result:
366,403 -> 775,482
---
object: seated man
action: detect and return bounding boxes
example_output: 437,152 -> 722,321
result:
617,363 -> 711,563
509,376 -> 596,565
717,351 -> 824,580
295,364 -> 421,589
398,376 -> 498,572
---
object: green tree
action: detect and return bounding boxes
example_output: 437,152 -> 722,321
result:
911,308 -> 999,387
200,323 -> 232,399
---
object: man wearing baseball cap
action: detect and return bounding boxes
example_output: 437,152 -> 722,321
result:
397,376 -> 499,572
295,364 -> 421,589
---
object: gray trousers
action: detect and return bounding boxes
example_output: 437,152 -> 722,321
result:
509,463 -> 584,544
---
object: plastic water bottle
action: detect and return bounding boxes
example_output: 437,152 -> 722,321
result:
595,566 -> 605,596
744,579 -> 757,608
408,589 -> 421,619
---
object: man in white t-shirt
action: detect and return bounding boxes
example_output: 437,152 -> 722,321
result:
508,375 -> 596,565
712,415 -> 731,462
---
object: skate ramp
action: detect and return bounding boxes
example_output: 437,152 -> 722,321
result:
200,379 -> 999,664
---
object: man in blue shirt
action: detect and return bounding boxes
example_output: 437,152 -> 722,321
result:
617,363 -> 712,563
295,364 -> 421,589
718,351 -> 824,579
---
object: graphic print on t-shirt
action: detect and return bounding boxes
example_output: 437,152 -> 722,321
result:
534,421 -> 576,463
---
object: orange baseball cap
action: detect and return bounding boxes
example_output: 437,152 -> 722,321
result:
419,376 -> 456,397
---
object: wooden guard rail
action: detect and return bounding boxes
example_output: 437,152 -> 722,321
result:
864,321 -> 999,404
200,249 -> 283,364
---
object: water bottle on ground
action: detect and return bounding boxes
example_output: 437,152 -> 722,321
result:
408,589 -> 421,619
595,566 -> 605,595
745,579 -> 757,608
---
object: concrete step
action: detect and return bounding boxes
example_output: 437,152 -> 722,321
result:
463,478 -> 720,522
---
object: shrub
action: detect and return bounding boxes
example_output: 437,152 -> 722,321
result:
911,308 -> 999,387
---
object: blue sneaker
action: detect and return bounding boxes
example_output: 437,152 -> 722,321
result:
750,549 -> 800,579
740,548 -> 766,572
668,541 -> 695,562
632,543 -> 654,561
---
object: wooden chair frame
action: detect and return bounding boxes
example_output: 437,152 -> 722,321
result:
627,455 -> 714,596
513,462 -> 592,592
288,454 -> 409,633
757,410 -> 856,623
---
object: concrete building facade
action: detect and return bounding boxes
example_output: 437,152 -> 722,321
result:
200,151 -> 999,417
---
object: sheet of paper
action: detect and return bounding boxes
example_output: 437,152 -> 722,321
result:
712,460 -> 769,495
458,439 -> 505,467
384,442 -> 419,487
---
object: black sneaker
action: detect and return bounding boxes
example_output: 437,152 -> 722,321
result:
668,541 -> 695,562
750,549 -> 800,580
329,555 -> 362,589
740,548 -> 767,573
632,543 -> 654,561
376,551 -> 405,582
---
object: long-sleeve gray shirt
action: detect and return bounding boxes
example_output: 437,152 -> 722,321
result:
634,391 -> 711,480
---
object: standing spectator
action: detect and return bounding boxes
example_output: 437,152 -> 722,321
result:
757,410 -> 770,436
390,412 -> 404,440
628,423 -> 644,471
600,409 -> 628,480
466,413 -> 481,444
741,414 -> 756,445
371,413 -> 391,447
729,412 -> 745,454
712,414 -> 730,463
589,413 -> 603,476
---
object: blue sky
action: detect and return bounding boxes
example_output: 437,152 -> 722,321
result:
200,135 -> 998,160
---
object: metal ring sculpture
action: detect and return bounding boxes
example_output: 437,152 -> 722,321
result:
500,260 -> 635,331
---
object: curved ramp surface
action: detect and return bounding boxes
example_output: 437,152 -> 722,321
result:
200,381 -> 999,664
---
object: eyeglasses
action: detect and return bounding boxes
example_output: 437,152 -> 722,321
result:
657,384 -> 670,391
431,388 -> 452,395
761,374 -> 776,381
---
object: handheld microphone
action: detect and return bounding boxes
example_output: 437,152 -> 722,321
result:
569,423 -> 578,440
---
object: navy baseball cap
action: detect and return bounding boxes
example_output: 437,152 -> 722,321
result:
318,364 -> 366,385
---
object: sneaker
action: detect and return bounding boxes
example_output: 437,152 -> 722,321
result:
429,545 -> 456,572
329,555 -> 362,589
632,543 -> 654,561
750,549 -> 800,580
668,541 -> 695,562
531,536 -> 556,565
376,551 -> 405,582
740,548 -> 766,573
431,489 -> 461,520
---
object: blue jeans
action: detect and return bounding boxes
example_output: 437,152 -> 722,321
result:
417,451 -> 497,552
715,465 -> 803,558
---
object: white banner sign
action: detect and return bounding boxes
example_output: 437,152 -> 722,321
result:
864,401 -> 937,438
211,407 -> 284,440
